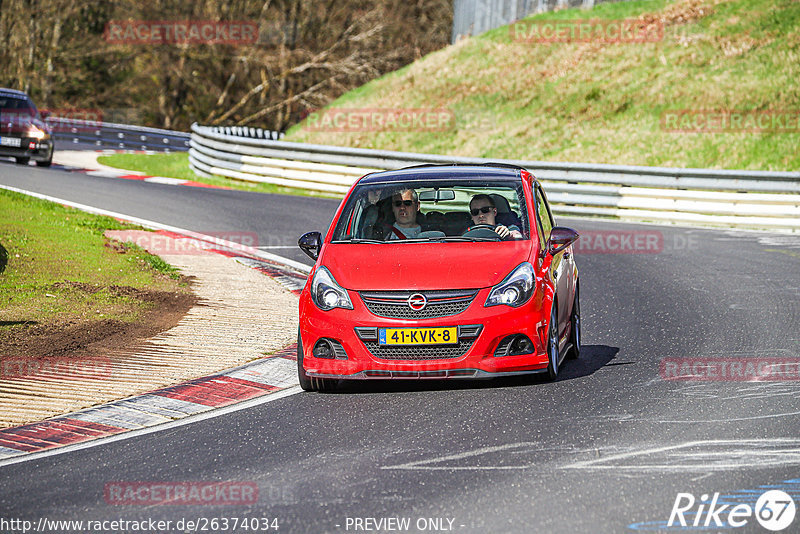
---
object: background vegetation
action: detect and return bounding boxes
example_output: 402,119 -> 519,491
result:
1,0 -> 451,131
0,189 -> 187,341
288,0 -> 800,170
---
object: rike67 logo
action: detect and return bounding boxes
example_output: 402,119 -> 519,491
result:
669,490 -> 796,531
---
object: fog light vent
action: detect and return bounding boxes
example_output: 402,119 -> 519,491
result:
312,338 -> 348,360
494,335 -> 535,357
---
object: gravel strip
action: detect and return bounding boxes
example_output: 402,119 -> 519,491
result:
0,231 -> 299,427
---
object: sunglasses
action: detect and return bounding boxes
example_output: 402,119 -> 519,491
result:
470,206 -> 494,216
393,200 -> 414,207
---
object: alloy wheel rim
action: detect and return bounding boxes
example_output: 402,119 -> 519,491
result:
550,309 -> 559,373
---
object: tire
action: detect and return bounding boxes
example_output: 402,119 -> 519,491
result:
297,330 -> 337,392
566,283 -> 580,360
15,156 -> 29,165
36,149 -> 53,167
546,300 -> 560,381
297,331 -> 315,391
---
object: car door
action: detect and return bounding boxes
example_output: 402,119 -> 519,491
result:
535,184 -> 570,339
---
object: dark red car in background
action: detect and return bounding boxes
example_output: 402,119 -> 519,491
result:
0,88 -> 54,166
297,164 -> 580,391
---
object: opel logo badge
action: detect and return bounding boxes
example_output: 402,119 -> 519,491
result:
407,293 -> 427,311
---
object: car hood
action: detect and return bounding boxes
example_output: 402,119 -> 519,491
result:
321,241 -> 533,291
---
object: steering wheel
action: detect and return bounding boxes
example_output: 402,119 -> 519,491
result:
466,224 -> 497,232
462,224 -> 501,240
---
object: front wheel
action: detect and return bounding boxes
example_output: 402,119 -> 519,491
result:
546,301 -> 560,380
297,330 -> 314,391
36,147 -> 53,167
297,331 -> 337,392
566,283 -> 580,360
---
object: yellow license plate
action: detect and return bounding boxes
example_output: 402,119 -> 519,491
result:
379,327 -> 457,346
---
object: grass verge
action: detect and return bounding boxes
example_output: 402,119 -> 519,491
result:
286,0 -> 800,171
0,188 -> 191,351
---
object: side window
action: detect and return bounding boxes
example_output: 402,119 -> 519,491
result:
535,186 -> 553,251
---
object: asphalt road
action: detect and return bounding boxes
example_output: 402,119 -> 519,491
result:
1,160 -> 800,533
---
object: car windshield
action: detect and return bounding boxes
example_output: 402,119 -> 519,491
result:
0,96 -> 34,113
331,178 -> 529,243
0,95 -> 36,123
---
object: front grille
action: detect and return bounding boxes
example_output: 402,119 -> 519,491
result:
360,290 -> 478,319
361,339 -> 476,360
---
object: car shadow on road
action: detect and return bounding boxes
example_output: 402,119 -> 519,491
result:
331,344 -> 620,394
552,344 -> 620,381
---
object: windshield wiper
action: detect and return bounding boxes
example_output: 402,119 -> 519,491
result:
333,238 -> 385,244
437,236 -> 499,242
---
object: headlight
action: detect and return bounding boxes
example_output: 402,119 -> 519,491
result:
25,126 -> 47,140
311,266 -> 353,311
485,262 -> 535,308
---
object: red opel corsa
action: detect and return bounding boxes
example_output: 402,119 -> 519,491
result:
297,164 -> 580,391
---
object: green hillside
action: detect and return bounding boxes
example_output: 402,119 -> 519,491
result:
286,0 -> 800,171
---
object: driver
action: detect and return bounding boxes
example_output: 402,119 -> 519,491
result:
386,189 -> 423,240
467,194 -> 522,239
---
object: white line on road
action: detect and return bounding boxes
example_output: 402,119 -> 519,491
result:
0,387 -> 303,469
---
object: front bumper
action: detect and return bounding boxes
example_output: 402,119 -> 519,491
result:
299,287 -> 551,379
0,136 -> 53,161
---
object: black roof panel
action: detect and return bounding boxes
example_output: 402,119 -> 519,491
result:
0,88 -> 28,98
358,164 -> 524,185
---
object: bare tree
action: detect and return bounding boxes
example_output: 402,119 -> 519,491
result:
0,0 -> 452,131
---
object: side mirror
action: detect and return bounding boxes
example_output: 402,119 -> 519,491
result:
546,227 -> 579,256
39,110 -> 51,120
298,231 -> 322,261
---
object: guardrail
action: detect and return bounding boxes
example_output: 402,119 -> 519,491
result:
189,123 -> 800,231
452,0 -> 617,43
47,117 -> 191,152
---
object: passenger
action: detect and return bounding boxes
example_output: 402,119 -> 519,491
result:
386,189 -> 422,240
360,188 -> 384,236
468,194 -> 522,239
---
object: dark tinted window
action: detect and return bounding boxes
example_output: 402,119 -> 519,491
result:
0,95 -> 36,117
331,179 -> 530,242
